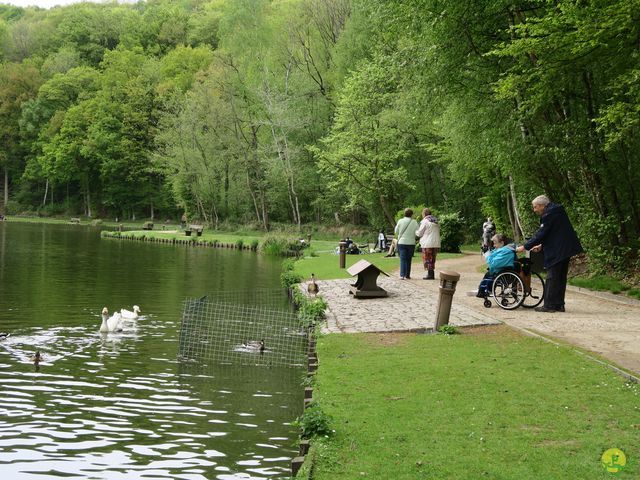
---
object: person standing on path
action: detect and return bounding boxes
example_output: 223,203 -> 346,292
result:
416,208 -> 441,280
481,217 -> 496,253
394,208 -> 419,280
516,195 -> 583,313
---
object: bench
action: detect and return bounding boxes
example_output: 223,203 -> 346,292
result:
142,221 -> 154,230
70,217 -> 80,224
185,224 -> 204,237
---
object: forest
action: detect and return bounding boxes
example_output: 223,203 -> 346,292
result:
0,0 -> 638,275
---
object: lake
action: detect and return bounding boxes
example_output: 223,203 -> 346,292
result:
0,222 -> 302,479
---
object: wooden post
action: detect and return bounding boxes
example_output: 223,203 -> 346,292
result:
291,456 -> 305,476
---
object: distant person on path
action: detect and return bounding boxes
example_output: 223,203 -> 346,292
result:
394,208 -> 419,280
481,217 -> 496,253
385,237 -> 398,257
377,230 -> 387,251
416,208 -> 441,280
516,195 -> 583,312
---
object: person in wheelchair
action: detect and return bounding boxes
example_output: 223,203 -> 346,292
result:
474,233 -> 517,298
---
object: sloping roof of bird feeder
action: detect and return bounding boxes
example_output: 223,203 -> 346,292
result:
347,259 -> 389,277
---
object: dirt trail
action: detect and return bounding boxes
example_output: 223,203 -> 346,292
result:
430,252 -> 640,376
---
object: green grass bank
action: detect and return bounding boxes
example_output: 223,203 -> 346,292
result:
299,327 -> 639,479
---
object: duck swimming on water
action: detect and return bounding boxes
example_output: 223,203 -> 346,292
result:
100,307 -> 124,333
120,305 -> 141,320
0,332 -> 9,340
242,339 -> 265,355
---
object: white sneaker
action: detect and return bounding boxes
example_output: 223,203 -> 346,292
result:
466,290 -> 478,297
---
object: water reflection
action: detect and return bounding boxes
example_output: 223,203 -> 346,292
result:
0,223 -> 302,479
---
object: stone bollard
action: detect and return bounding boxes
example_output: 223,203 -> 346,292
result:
435,270 -> 460,330
338,241 -> 347,269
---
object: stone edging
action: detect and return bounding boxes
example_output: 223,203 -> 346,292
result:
101,231 -> 258,250
291,331 -> 317,477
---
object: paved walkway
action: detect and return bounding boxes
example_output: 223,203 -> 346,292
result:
310,277 -> 500,333
302,252 -> 640,376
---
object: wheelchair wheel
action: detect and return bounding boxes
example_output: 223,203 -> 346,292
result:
483,299 -> 492,308
492,271 -> 525,310
521,272 -> 545,309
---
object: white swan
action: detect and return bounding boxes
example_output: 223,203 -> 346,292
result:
120,305 -> 141,320
100,307 -> 124,333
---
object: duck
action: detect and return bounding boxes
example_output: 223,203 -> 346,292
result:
307,273 -> 319,297
100,307 -> 124,333
242,339 -> 265,355
31,351 -> 42,364
120,305 -> 141,320
0,332 -> 9,340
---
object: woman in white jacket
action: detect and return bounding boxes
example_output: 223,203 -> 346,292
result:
416,208 -> 441,280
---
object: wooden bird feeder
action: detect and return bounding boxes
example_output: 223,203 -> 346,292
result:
347,259 -> 389,298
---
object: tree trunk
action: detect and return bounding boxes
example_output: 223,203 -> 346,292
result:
3,168 -> 8,206
508,175 -> 524,241
84,175 -> 92,218
42,179 -> 49,207
379,194 -> 396,230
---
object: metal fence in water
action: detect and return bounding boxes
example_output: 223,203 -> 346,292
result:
178,289 -> 310,367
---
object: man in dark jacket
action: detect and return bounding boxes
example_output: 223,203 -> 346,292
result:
516,195 -> 583,312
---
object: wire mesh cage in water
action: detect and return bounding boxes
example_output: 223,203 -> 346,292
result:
179,290 -> 311,368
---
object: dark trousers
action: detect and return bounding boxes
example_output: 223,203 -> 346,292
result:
545,258 -> 570,309
398,243 -> 415,279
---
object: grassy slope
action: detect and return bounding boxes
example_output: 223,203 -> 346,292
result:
308,328 -> 639,479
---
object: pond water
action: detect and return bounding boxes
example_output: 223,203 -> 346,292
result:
0,222 -> 303,479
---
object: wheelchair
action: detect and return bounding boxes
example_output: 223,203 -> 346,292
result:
480,257 -> 545,310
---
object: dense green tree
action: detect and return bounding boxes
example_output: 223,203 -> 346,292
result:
0,60 -> 42,204
0,0 -> 636,274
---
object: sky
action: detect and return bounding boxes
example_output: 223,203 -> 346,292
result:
4,0 -> 135,8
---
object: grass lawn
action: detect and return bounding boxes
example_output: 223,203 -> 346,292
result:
569,275 -> 640,301
295,244 -> 461,280
304,326 -> 639,479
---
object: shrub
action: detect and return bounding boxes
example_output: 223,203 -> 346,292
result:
293,403 -> 333,439
281,270 -> 302,289
261,235 -> 305,256
281,258 -> 296,272
3,200 -> 23,215
261,235 -> 291,256
299,297 -> 328,324
439,325 -> 459,335
439,212 -> 465,253
235,238 -> 244,249
37,203 -> 66,217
